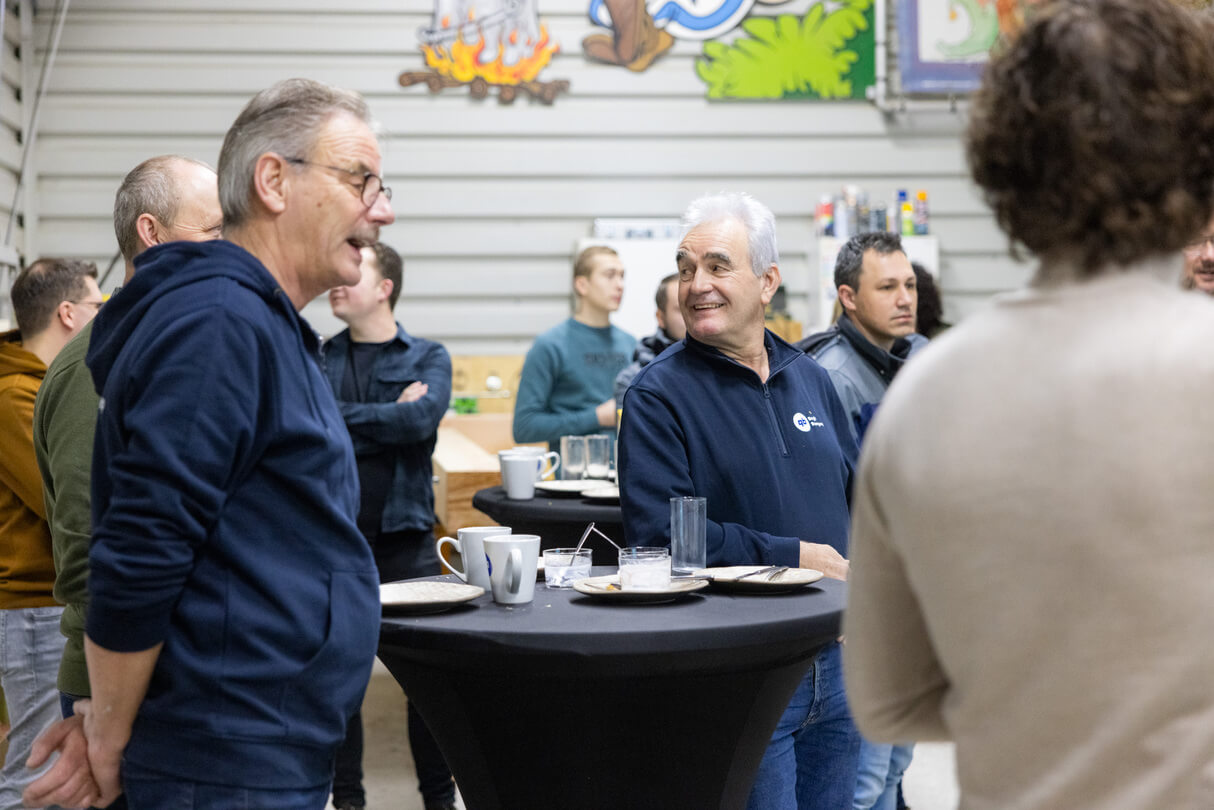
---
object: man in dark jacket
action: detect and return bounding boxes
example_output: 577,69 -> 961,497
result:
323,241 -> 455,810
799,231 -> 927,809
613,272 -> 685,409
28,78 -> 395,810
797,231 -> 927,444
618,192 -> 860,810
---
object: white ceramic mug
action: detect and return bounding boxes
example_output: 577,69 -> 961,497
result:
436,526 -> 511,590
500,455 -> 537,500
498,447 -> 560,480
483,534 -> 541,605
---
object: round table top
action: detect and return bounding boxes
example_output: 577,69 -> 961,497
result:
380,569 -> 845,675
472,485 -> 622,525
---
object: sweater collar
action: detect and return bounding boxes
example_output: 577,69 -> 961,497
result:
684,329 -> 802,381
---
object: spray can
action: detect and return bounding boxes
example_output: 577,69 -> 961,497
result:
815,195 -> 834,237
914,190 -> 930,235
900,198 -> 915,237
872,203 -> 888,232
834,194 -> 850,241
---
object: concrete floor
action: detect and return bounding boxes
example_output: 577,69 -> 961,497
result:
357,660 -> 960,810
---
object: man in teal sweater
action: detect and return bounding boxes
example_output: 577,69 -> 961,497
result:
513,245 -> 636,451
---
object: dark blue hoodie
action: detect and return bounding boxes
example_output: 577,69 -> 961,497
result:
618,331 -> 857,566
85,240 -> 379,789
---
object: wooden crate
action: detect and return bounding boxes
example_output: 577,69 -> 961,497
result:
450,355 -> 526,414
431,413 -> 544,532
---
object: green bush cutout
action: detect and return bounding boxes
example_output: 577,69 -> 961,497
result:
696,0 -> 874,100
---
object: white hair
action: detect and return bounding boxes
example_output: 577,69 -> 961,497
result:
680,192 -> 778,277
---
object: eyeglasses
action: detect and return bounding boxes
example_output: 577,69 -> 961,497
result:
283,157 -> 392,207
71,298 -> 104,311
1183,234 -> 1214,254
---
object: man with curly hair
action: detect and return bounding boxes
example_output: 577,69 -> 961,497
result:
844,0 -> 1214,808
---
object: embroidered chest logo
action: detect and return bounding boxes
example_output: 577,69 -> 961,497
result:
792,411 -> 825,433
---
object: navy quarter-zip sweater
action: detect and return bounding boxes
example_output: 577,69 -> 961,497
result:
85,240 -> 378,788
618,331 -> 857,566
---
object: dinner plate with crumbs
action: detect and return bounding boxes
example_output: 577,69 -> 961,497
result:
380,581 -> 484,614
535,479 -> 609,496
572,575 -> 707,604
695,566 -> 824,594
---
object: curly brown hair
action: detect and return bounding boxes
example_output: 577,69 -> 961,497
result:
967,0 -> 1214,275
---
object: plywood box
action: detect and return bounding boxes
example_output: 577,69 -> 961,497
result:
431,413 -> 544,531
450,355 -> 526,414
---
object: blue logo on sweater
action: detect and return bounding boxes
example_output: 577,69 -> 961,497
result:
793,411 -> 825,433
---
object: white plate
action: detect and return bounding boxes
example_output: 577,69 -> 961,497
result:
572,574 -> 707,604
380,581 -> 484,614
535,479 -> 611,495
694,566 -> 824,594
581,485 -> 619,502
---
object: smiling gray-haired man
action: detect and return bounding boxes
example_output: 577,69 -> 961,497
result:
619,191 -> 861,810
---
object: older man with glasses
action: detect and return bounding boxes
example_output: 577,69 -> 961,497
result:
25,78 -> 394,810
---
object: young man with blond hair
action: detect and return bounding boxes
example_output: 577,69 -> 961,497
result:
514,245 -> 635,450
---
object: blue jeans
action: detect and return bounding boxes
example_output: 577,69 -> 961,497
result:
123,762 -> 329,810
746,642 -> 861,810
0,605 -> 67,809
853,740 -> 914,810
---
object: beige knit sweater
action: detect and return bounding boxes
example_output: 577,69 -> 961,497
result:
844,258 -> 1214,810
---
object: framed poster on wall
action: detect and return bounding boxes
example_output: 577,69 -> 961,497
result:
897,0 -> 991,93
898,0 -> 1044,94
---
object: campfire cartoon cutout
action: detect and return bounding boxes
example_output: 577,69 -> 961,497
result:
400,0 -> 570,104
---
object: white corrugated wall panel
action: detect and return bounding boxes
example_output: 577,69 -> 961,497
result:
31,1 -> 1027,353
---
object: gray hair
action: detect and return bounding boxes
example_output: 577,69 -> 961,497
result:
680,192 -> 779,277
218,78 -> 375,229
113,155 -> 213,262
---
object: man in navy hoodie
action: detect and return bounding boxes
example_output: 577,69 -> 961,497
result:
31,78 -> 395,810
618,192 -> 860,810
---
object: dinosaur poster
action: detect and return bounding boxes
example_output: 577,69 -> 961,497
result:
898,0 -> 1044,93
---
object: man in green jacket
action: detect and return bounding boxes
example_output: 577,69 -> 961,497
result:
25,155 -> 220,808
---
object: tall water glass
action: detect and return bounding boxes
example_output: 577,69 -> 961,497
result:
670,496 -> 707,576
586,435 -> 611,480
561,435 -> 588,480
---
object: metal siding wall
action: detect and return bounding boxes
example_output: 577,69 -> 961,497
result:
32,1 -> 1028,353
0,5 -> 25,326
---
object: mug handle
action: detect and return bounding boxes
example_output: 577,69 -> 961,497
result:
436,537 -> 466,582
506,548 -> 522,593
540,451 -> 561,480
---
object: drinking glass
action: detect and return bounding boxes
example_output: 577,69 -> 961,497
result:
618,547 -> 671,591
560,435 -> 588,481
543,547 -> 593,589
586,435 -> 611,480
670,496 -> 707,576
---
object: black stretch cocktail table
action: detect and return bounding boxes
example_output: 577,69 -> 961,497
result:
378,569 -> 845,810
472,485 -> 624,563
